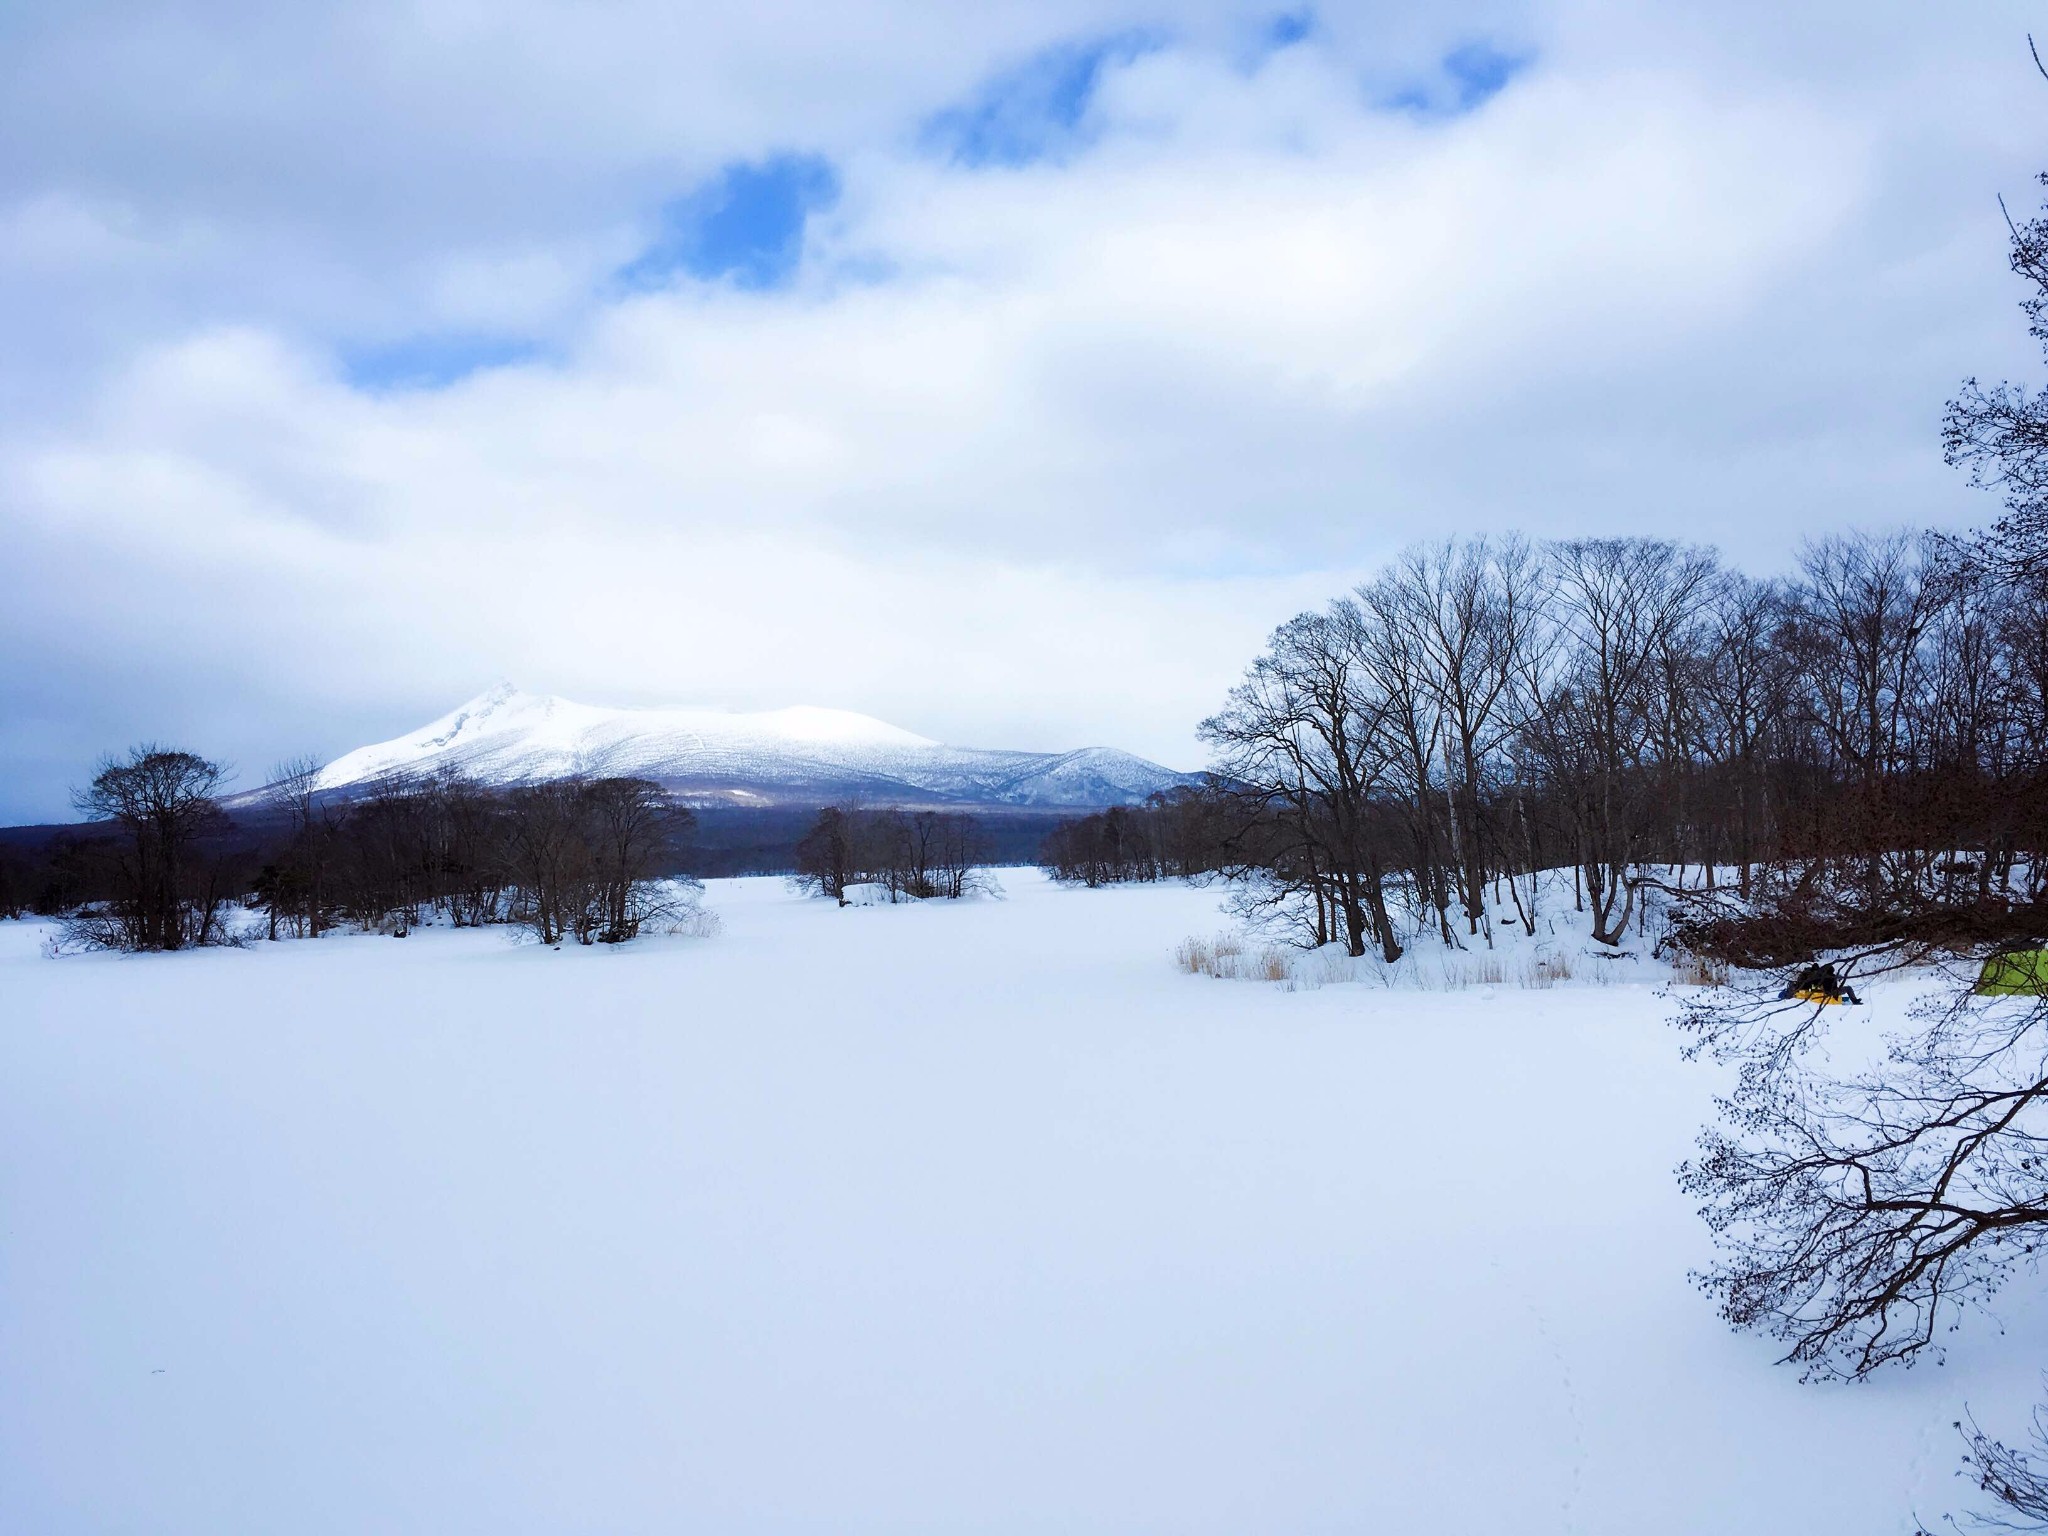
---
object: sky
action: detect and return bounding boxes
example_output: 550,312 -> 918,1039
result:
2,1 -> 2045,823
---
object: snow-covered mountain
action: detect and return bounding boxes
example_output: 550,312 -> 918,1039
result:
304,685 -> 1201,809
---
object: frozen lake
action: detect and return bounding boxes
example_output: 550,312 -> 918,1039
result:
2,872 -> 2034,1533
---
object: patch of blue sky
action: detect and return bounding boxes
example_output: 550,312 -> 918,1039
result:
1262,10 -> 1314,51
1443,41 -> 1528,108
1386,40 -> 1532,118
921,30 -> 1165,169
617,152 -> 838,293
341,333 -> 546,392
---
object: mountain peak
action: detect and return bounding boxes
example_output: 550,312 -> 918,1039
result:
309,689 -> 1197,809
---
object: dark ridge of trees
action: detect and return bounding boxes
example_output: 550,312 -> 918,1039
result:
3,832 -> 112,919
791,805 -> 987,903
651,805 -> 1078,877
0,851 -> 24,919
7,795 -> 1081,917
1038,788 -> 1233,887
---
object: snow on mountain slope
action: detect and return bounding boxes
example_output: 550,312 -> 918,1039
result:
310,685 -> 1200,808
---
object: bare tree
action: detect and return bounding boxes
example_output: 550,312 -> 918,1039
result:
436,772 -> 510,927
504,779 -> 590,944
793,803 -> 986,903
1681,962 -> 2048,1380
1353,577 -> 1457,945
1368,536 -> 1545,945
1791,531 -> 1949,899
581,776 -> 687,942
1201,607 -> 1402,960
793,805 -> 859,902
1694,574 -> 1795,897
255,754 -> 339,939
1946,165 -> 2048,592
1924,1396 -> 2048,1531
1540,538 -> 1718,945
68,745 -> 234,951
917,811 -> 985,900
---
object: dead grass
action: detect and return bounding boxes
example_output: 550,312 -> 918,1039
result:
1176,933 -> 1297,984
1669,949 -> 1729,987
1176,925 -> 1646,994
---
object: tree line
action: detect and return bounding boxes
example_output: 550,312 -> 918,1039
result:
16,758 -> 1018,939
1036,788 -> 1231,887
1035,526 -> 2044,973
38,749 -> 700,950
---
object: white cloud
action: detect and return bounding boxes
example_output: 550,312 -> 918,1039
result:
3,1 -> 2045,818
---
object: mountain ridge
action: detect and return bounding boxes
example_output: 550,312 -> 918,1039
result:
298,685 -> 1202,810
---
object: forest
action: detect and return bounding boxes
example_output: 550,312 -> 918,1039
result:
1044,520 -> 2045,974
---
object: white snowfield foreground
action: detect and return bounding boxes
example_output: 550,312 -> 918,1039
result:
2,872 -> 2036,1534
299,683 -> 1199,807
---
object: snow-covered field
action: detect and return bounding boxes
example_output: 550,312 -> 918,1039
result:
3,871 -> 2040,1534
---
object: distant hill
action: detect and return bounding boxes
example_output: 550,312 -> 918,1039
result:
290,685 -> 1202,811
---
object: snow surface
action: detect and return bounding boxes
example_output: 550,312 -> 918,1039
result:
3,872 -> 2040,1534
305,684 -> 1197,808
320,684 -> 940,787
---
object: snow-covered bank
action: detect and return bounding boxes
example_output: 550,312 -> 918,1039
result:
0,872 -> 2035,1533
